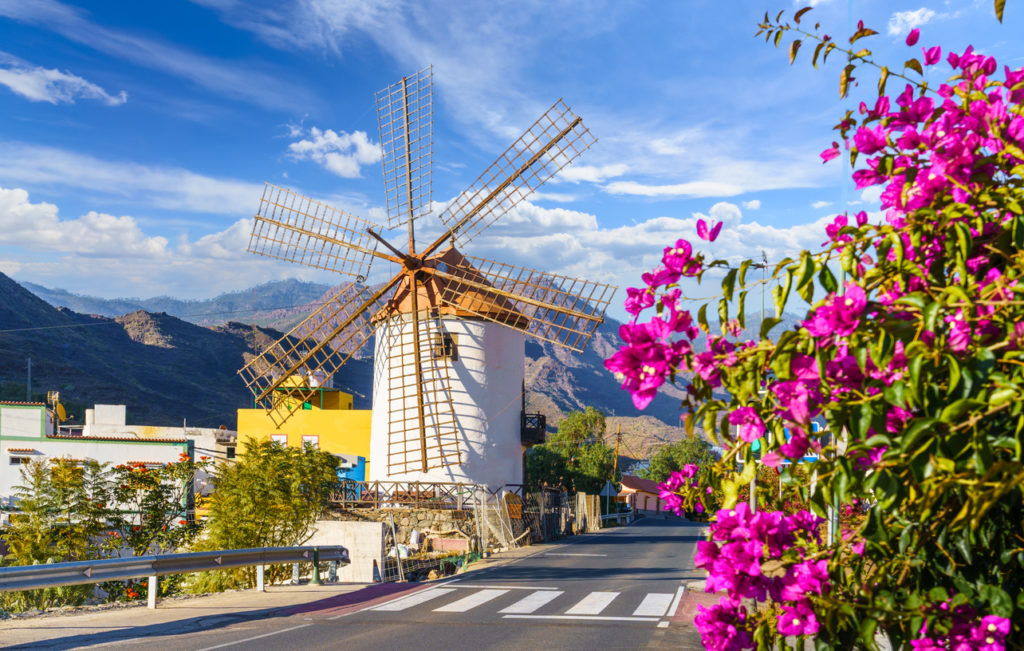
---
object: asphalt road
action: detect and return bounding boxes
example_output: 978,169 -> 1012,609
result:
21,519 -> 708,650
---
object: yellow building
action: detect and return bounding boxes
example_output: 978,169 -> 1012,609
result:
236,377 -> 372,467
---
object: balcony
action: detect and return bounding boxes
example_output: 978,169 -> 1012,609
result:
521,412 -> 546,446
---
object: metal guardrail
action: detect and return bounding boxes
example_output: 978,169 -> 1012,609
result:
0,545 -> 349,606
601,512 -> 631,525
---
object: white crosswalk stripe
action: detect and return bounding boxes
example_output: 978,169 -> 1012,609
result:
434,589 -> 509,613
631,593 -> 674,617
499,590 -> 564,614
372,587 -> 456,611
564,591 -> 619,615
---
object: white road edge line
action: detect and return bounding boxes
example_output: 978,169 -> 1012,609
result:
668,585 -> 686,618
444,584 -> 560,590
545,553 -> 607,557
198,623 -> 312,650
503,615 -> 660,623
657,621 -> 670,628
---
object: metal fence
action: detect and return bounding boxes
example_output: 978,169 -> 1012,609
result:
0,545 -> 349,608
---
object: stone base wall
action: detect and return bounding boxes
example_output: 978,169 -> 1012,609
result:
325,507 -> 475,547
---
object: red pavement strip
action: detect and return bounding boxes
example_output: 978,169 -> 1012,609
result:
280,582 -> 429,618
673,588 -> 719,624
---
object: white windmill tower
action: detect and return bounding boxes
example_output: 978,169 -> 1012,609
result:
239,67 -> 616,490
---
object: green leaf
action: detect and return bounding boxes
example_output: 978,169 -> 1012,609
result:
878,65 -> 890,96
995,0 -> 1006,22
939,399 -> 984,424
774,30 -> 784,47
788,39 -> 802,64
697,303 -> 709,332
737,290 -> 748,330
738,259 -> 754,288
760,317 -> 782,339
774,268 -> 794,316
904,58 -> 924,76
794,6 -> 812,23
818,264 -> 837,293
722,268 -> 738,302
718,298 -> 729,331
812,41 -> 825,69
839,64 -> 855,98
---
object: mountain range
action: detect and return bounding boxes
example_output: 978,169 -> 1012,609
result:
1,275 -> 803,457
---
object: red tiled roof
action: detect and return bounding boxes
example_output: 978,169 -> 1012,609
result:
46,434 -> 187,443
619,475 -> 662,495
0,401 -> 45,406
6,448 -> 36,453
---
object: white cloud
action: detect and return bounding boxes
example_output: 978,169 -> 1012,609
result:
530,191 -> 578,203
0,187 -> 168,257
887,8 -> 938,36
556,163 -> 628,184
604,180 -> 744,198
859,185 -> 883,204
287,127 -> 381,178
0,0 -> 313,112
0,141 -> 263,215
693,202 -> 742,228
741,199 -> 761,211
0,51 -> 126,106
812,200 -> 832,209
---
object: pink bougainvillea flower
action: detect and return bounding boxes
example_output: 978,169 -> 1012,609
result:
923,45 -> 942,66
696,218 -> 723,242
820,141 -> 840,163
905,28 -> 920,46
662,239 -> 693,274
623,287 -> 655,317
854,124 -> 888,154
728,407 -> 766,443
777,600 -> 821,637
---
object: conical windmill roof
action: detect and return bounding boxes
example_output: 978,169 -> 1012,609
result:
373,247 -> 528,328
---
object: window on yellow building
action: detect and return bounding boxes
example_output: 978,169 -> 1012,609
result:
301,435 -> 319,450
270,434 -> 287,446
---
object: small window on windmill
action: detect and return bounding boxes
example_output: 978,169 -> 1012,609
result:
432,333 -> 458,361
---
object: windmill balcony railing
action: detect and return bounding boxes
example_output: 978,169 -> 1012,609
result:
330,480 -> 525,510
521,412 -> 547,446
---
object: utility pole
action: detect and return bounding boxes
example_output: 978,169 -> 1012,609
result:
611,425 -> 621,477
26,357 -> 31,401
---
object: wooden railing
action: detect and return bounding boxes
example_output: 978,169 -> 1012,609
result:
330,480 -> 526,509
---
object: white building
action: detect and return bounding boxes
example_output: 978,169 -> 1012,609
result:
0,401 -> 194,513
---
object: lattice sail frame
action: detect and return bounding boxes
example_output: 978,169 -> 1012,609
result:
376,66 -> 433,229
377,312 -> 461,473
433,256 -> 616,353
249,184 -> 380,279
239,280 -> 399,426
438,99 -> 595,249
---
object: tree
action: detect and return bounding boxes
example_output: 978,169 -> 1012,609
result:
640,436 -> 719,483
189,440 -> 339,591
108,453 -> 207,557
1,458 -> 109,611
557,406 -> 607,446
525,408 -> 617,494
607,8 -> 1024,648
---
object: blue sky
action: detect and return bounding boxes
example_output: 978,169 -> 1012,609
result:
0,0 -> 1020,322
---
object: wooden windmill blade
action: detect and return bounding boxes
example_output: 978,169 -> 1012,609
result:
432,99 -> 595,252
432,255 -> 616,353
376,66 -> 433,230
239,277 -> 401,426
249,183 -> 386,279
380,309 -> 461,474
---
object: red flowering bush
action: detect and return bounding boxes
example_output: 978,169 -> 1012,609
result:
607,7 -> 1023,649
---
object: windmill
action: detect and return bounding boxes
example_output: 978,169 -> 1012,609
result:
239,66 -> 616,488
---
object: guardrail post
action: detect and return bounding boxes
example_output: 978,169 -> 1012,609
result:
256,564 -> 265,592
147,575 -> 158,609
292,562 -> 300,585
311,548 -> 322,586
329,560 -> 338,582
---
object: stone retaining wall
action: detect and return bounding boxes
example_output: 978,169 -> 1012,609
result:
325,507 -> 475,547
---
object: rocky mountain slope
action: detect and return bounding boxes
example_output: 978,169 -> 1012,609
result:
0,273 -> 370,427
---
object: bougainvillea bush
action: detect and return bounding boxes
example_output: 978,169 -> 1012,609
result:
606,8 -> 1023,650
